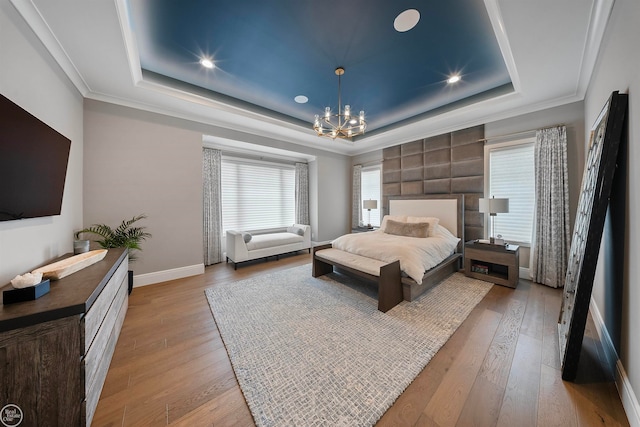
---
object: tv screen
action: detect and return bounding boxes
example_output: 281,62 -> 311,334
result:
0,93 -> 71,221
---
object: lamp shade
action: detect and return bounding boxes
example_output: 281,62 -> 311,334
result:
479,197 -> 509,215
363,199 -> 377,210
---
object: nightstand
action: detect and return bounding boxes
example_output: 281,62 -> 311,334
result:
351,226 -> 378,233
464,241 -> 520,288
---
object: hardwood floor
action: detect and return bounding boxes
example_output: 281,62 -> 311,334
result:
93,253 -> 629,426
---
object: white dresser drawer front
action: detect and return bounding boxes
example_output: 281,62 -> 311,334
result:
84,275 -> 127,390
84,256 -> 128,352
84,284 -> 128,426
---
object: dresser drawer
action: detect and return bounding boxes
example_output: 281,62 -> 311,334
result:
84,274 -> 127,393
84,283 -> 128,425
83,257 -> 128,353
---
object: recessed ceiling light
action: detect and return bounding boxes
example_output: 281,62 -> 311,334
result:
394,9 -> 420,32
294,95 -> 308,104
447,75 -> 461,84
200,58 -> 214,69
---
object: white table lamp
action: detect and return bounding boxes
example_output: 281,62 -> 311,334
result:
479,196 -> 509,244
363,199 -> 377,229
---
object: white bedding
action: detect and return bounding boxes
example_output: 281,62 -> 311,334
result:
331,224 -> 460,285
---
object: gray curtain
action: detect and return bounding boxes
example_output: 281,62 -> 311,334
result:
203,148 -> 223,265
352,165 -> 362,228
530,126 -> 570,287
295,162 -> 309,225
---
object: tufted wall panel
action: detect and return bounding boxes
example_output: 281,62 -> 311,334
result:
382,125 -> 485,241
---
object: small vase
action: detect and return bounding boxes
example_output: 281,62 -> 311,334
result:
73,240 -> 90,254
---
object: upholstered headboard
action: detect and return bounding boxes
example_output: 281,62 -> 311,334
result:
388,194 -> 464,251
382,125 -> 484,241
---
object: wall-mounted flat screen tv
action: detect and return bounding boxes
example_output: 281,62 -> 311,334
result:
0,93 -> 71,222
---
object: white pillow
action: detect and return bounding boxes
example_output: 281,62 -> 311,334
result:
379,215 -> 407,232
432,223 -> 460,247
287,225 -> 305,236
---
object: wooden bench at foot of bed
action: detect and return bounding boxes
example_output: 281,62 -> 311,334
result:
312,244 -> 403,312
312,244 -> 462,312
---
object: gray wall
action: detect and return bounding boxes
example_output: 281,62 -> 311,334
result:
83,101 -> 204,275
485,102 -> 585,269
83,100 -> 350,275
353,104 -> 585,271
314,156 -> 351,240
585,0 -> 640,405
0,3 -> 84,285
485,101 -> 585,231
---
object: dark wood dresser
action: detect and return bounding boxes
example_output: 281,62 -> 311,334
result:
0,248 -> 128,426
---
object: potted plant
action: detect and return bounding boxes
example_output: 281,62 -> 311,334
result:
75,214 -> 151,294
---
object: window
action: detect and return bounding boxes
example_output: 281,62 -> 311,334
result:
485,138 -> 535,244
361,166 -> 381,227
221,157 -> 295,233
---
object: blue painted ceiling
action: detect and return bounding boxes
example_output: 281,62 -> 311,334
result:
127,0 -> 511,135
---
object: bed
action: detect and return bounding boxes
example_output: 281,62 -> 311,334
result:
312,195 -> 464,312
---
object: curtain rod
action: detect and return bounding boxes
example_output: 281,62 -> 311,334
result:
478,123 -> 565,142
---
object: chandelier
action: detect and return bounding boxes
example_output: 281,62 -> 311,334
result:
313,67 -> 366,139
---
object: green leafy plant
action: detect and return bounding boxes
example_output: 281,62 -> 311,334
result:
75,214 -> 151,262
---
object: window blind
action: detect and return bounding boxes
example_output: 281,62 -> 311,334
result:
361,167 -> 381,227
488,142 -> 535,244
221,157 -> 295,233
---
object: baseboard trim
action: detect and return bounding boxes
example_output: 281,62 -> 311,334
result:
590,298 -> 640,427
518,266 -> 530,279
133,263 -> 205,288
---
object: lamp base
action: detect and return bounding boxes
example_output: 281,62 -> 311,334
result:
488,236 -> 506,245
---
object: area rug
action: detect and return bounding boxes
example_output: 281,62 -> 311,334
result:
205,265 -> 493,426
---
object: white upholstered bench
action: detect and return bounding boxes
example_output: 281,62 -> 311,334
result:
312,244 -> 403,312
226,224 -> 311,269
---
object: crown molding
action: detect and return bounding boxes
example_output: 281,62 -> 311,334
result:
10,0 -> 90,96
577,0 -> 615,96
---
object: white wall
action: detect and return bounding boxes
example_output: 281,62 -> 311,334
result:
0,3 -> 83,285
585,0 -> 640,417
83,100 -> 351,276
